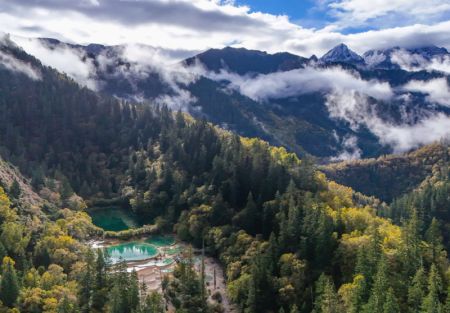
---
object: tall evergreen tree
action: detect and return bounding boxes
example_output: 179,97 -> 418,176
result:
0,257 -> 19,307
364,255 -> 389,313
421,264 -> 443,313
408,266 -> 427,313
383,288 -> 398,313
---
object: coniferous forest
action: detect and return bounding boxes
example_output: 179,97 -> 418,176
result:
0,12 -> 450,313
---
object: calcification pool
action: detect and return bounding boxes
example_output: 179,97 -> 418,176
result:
106,242 -> 158,263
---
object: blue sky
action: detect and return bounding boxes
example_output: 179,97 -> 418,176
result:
235,0 -> 328,28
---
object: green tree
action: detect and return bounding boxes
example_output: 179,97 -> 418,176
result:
92,249 -> 108,312
0,257 -> 19,307
8,180 -> 20,200
425,219 -> 444,264
383,288 -> 398,313
364,255 -> 389,313
58,295 -> 76,313
141,292 -> 164,313
348,274 -> 367,313
421,264 -> 442,313
408,266 -> 427,313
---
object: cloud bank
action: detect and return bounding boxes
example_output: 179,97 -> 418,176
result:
403,78 -> 450,107
206,66 -> 393,102
207,64 -> 450,154
325,90 -> 450,153
390,49 -> 450,74
0,36 -> 41,80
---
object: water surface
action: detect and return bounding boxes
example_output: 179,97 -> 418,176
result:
145,235 -> 175,247
89,207 -> 139,231
106,242 -> 158,263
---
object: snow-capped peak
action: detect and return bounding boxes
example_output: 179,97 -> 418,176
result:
320,43 -> 365,65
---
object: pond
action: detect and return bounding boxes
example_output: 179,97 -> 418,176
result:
89,207 -> 140,231
145,235 -> 175,247
106,242 -> 159,263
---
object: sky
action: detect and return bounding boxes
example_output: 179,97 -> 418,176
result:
1,0 -> 450,60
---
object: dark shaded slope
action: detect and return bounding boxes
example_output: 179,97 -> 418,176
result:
322,143 -> 449,202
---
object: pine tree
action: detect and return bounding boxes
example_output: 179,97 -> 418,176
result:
364,255 -> 389,313
408,266 -> 427,313
421,264 -> 442,313
245,276 -> 257,313
78,250 -> 94,313
109,285 -> 124,313
141,292 -> 164,313
348,274 -> 367,313
320,278 -> 340,313
401,209 -> 422,279
314,274 -> 340,313
0,257 -> 19,307
425,219 -> 444,264
128,270 -> 140,312
356,227 -> 381,289
383,288 -> 398,313
92,249 -> 108,311
8,180 -> 20,199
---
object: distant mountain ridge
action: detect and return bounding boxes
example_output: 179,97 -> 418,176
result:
184,46 -> 309,75
10,37 -> 450,161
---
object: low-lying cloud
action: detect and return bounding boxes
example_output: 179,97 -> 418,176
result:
326,90 -> 450,153
403,78 -> 450,107
208,64 -> 450,154
13,36 -> 97,89
391,49 -> 450,74
0,37 -> 41,80
206,66 -> 393,102
331,134 -> 362,161
12,37 -> 200,110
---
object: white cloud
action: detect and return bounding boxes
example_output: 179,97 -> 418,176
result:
327,0 -> 450,28
373,114 -> 450,152
9,36 -> 201,110
325,90 -> 450,152
428,56 -> 450,74
0,36 -> 41,80
403,78 -> 450,107
331,135 -> 362,161
390,49 -> 450,74
12,36 -> 97,89
206,66 -> 393,102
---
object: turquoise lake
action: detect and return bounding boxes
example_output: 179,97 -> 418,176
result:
89,207 -> 140,231
106,242 -> 158,263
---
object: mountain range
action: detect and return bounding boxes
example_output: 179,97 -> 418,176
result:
14,37 -> 448,161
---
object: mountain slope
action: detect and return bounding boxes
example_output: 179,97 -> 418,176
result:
0,156 -> 47,208
16,38 -> 450,161
322,142 -> 449,202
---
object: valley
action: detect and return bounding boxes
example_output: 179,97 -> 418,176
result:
0,10 -> 449,313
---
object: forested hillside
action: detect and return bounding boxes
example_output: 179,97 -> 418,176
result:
322,143 -> 449,202
1,37 -> 450,313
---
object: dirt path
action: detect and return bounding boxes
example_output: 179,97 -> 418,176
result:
202,257 -> 237,313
